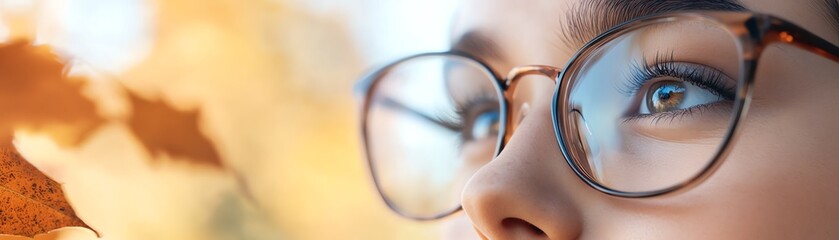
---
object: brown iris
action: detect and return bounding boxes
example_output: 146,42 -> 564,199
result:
646,80 -> 687,113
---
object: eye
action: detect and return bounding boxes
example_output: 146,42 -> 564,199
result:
467,110 -> 500,140
646,80 -> 686,113
640,78 -> 726,115
451,92 -> 501,142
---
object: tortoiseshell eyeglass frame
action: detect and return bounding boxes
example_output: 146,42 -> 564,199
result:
356,11 -> 839,220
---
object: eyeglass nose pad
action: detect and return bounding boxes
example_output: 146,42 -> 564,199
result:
504,102 -> 530,141
570,110 -> 602,178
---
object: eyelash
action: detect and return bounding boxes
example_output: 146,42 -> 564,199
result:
621,50 -> 736,100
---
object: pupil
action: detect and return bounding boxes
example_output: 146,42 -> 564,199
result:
659,91 -> 671,100
646,81 -> 686,113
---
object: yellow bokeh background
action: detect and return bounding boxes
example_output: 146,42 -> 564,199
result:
0,0 -> 451,239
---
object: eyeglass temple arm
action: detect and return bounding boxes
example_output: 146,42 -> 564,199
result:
761,16 -> 839,64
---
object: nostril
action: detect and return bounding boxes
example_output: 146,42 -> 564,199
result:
501,218 -> 546,236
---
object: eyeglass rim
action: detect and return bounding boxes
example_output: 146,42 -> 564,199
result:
552,11 -> 839,198
357,51 -> 508,220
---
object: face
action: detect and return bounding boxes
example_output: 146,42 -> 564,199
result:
436,0 -> 839,239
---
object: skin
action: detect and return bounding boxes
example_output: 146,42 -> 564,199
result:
436,0 -> 839,239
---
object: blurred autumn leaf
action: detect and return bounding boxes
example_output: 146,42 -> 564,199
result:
0,39 -> 225,168
126,91 -> 223,167
0,141 -> 94,237
0,41 -> 103,147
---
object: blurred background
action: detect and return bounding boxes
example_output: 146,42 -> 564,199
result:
0,0 -> 462,239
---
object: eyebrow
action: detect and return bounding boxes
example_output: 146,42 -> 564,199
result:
814,0 -> 839,36
560,0 -> 747,50
450,1 -> 747,63
451,31 -> 504,63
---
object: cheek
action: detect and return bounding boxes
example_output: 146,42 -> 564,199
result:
441,214 -> 482,240
686,109 -> 839,237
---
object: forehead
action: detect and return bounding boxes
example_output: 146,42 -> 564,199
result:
452,0 -> 838,68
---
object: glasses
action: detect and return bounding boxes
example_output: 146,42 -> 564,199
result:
356,11 -> 839,220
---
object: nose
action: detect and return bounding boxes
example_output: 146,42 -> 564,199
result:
461,97 -> 585,239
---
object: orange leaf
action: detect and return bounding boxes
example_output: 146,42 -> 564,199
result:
0,40 -> 99,237
126,92 -> 224,168
0,41 -> 104,147
0,140 -> 95,237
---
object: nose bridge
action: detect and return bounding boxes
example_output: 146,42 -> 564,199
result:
501,65 -> 562,146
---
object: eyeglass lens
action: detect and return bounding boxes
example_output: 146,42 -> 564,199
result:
556,18 -> 742,193
365,55 -> 503,218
